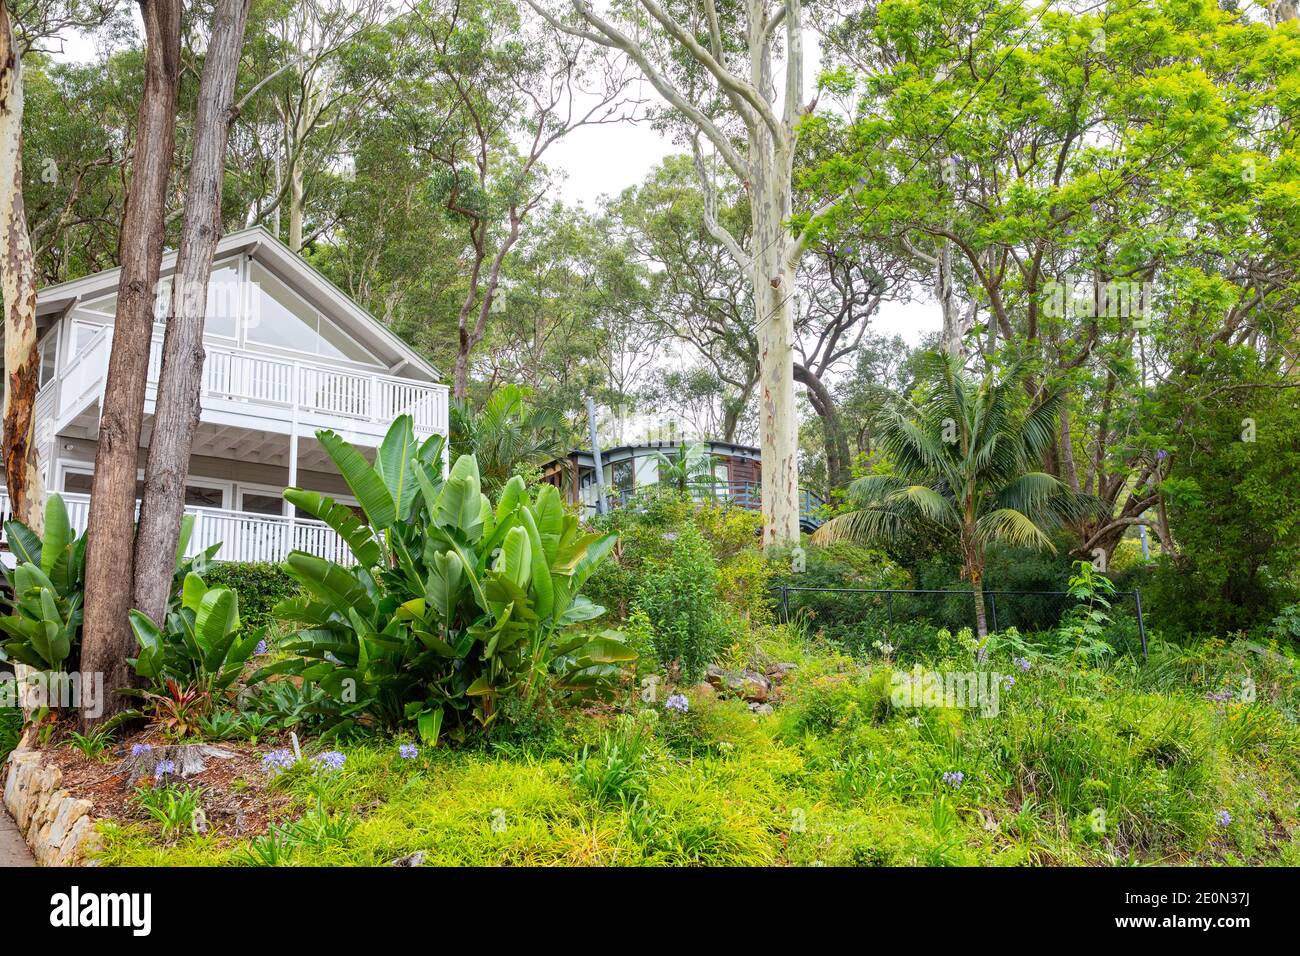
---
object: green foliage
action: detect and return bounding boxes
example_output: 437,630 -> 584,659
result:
1052,561 -> 1119,664
203,563 -> 299,629
0,496 -> 86,671
0,707 -> 22,764
133,785 -> 205,841
450,384 -> 565,497
572,714 -> 652,805
68,725 -> 116,761
129,574 -> 261,700
633,523 -> 732,683
259,415 -> 631,743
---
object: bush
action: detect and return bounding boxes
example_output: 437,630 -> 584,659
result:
634,523 -> 732,683
204,563 -> 298,629
261,416 -> 633,744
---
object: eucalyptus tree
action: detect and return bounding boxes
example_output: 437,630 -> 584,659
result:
387,0 -> 637,399
0,0 -> 116,533
815,353 -> 1096,638
81,0 -> 183,724
528,0 -> 861,548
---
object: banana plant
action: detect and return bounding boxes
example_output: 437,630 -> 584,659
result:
0,496 -> 86,671
129,573 -> 262,696
258,415 -> 633,744
0,495 -> 219,674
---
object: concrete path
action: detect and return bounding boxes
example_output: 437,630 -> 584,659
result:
0,806 -> 35,867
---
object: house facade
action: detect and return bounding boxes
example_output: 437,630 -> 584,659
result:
541,440 -> 826,531
2,226 -> 448,566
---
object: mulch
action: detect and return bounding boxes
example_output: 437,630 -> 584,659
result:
44,726 -> 297,841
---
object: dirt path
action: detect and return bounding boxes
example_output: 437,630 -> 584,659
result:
0,806 -> 35,867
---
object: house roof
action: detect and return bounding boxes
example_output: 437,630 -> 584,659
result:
32,225 -> 442,382
546,439 -> 761,471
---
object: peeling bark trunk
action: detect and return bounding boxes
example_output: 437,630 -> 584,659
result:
81,0 -> 182,726
0,3 -> 45,532
133,0 -> 250,626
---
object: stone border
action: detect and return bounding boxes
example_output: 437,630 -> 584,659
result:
2,749 -> 101,866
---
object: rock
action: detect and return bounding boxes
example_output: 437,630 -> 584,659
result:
749,703 -> 774,716
690,682 -> 716,699
4,749 -> 101,866
392,850 -> 427,867
705,665 -> 770,703
765,662 -> 798,682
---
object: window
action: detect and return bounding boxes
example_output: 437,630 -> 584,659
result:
239,491 -> 283,516
610,460 -> 634,493
69,322 -> 102,362
38,328 -> 59,388
63,471 -> 93,495
185,485 -> 225,508
247,262 -> 379,364
204,262 -> 240,338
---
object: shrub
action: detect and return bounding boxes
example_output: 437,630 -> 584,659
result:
204,563 -> 298,629
634,523 -> 732,683
259,416 -> 633,744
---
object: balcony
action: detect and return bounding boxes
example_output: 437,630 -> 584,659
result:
46,325 -> 448,446
0,490 -> 356,567
606,480 -> 828,532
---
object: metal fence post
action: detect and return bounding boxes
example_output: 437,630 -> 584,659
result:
781,585 -> 790,625
886,591 -> 894,624
1134,588 -> 1148,662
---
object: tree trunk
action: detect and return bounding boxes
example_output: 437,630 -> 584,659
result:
972,571 -> 988,640
0,4 -> 45,532
80,0 -> 182,726
133,0 -> 250,626
795,363 -> 851,492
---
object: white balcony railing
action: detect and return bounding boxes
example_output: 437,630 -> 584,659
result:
44,327 -> 447,439
0,491 -> 356,567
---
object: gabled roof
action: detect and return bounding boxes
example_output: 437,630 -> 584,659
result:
33,226 -> 441,382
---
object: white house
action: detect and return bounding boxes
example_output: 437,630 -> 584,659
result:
1,226 -> 448,566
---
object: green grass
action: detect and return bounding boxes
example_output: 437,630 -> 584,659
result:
0,706 -> 19,764
91,630 -> 1300,867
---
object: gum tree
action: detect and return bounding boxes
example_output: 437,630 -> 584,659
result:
528,0 -> 842,547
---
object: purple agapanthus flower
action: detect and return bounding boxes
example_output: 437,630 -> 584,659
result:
314,751 -> 346,771
255,639 -> 268,656
1205,689 -> 1234,704
131,743 -> 153,756
398,743 -> 419,759
1155,449 -> 1168,461
664,694 -> 690,713
154,760 -> 177,779
942,771 -> 964,789
1014,657 -> 1031,672
261,749 -> 296,773
1003,675 -> 1016,689
1216,810 -> 1231,827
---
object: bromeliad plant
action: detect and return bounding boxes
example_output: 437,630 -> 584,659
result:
129,573 -> 262,699
257,414 -> 632,744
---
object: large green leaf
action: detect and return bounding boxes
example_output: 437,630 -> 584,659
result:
517,506 -> 553,620
374,415 -> 420,521
317,428 -> 396,529
285,488 -> 383,567
497,525 -> 532,591
3,521 -> 42,567
39,495 -> 72,580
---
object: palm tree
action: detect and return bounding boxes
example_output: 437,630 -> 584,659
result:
450,384 -> 566,496
652,441 -> 719,496
813,352 -> 1096,638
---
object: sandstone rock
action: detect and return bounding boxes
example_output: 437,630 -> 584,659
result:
392,850 -> 427,867
705,665 -> 770,703
749,703 -> 774,715
765,662 -> 798,681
